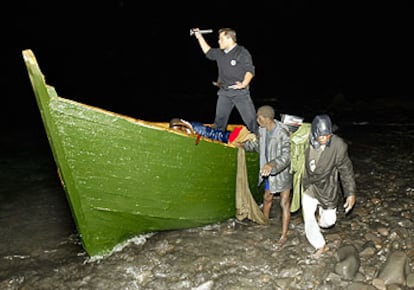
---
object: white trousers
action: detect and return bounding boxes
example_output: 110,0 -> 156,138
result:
302,193 -> 337,249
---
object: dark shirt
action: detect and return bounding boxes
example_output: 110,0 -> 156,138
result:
206,45 -> 255,89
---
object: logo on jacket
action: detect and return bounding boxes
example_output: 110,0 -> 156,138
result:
231,60 -> 237,66
309,159 -> 316,172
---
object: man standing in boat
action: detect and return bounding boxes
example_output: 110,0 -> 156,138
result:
191,27 -> 258,134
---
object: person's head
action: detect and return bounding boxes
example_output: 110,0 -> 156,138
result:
310,114 -> 333,149
218,28 -> 237,50
169,118 -> 194,135
256,105 -> 275,128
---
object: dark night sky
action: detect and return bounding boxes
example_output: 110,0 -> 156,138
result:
5,1 -> 414,130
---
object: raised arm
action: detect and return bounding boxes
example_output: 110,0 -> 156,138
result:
192,28 -> 211,54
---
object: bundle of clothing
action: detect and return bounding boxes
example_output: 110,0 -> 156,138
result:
169,118 -> 255,144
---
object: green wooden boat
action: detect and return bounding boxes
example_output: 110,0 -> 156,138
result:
22,49 -> 260,257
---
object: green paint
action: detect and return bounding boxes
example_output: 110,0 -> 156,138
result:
23,49 -> 260,257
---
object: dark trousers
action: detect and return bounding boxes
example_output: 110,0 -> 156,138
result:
214,88 -> 258,133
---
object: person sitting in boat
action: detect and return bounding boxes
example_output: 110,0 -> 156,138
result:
169,118 -> 254,144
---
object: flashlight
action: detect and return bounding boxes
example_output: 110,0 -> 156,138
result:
190,29 -> 213,36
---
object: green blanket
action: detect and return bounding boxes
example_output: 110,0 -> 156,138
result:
289,123 -> 310,212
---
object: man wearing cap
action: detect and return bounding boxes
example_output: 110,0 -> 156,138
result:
302,114 -> 357,258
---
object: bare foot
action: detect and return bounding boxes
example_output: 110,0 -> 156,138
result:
311,245 -> 329,259
277,236 -> 288,246
275,236 -> 288,251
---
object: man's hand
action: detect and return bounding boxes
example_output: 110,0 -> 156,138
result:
192,28 -> 202,39
260,163 -> 273,177
228,81 -> 247,90
344,195 -> 356,214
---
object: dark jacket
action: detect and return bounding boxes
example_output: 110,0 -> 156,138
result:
303,135 -> 356,209
243,120 -> 292,193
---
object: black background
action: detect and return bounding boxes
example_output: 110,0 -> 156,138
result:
5,1 -> 414,131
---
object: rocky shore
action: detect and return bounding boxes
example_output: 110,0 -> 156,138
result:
1,104 -> 413,290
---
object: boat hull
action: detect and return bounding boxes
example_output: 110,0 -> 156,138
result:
22,49 -> 260,257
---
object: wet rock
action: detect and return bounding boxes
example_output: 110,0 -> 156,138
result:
407,273 -> 414,288
360,240 -> 377,257
371,278 -> 386,290
353,271 -> 366,282
365,232 -> 383,249
397,219 -> 414,228
377,226 -> 389,236
370,197 -> 382,205
274,277 -> 293,289
334,245 -> 360,279
359,246 -> 376,257
377,250 -> 409,286
192,280 -> 214,290
407,249 -> 414,260
385,284 -> 404,290
315,281 -> 337,290
346,281 -> 377,290
390,239 -> 401,251
324,272 -> 344,285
